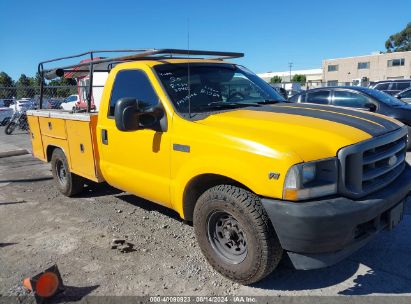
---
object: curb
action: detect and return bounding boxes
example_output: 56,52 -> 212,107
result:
0,149 -> 30,158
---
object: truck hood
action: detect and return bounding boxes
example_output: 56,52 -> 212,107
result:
195,103 -> 402,162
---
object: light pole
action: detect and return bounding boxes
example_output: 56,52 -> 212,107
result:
288,62 -> 293,83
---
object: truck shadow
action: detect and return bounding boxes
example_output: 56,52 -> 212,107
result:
77,182 -> 123,198
75,183 -> 185,223
253,216 -> 411,295
115,194 -> 184,223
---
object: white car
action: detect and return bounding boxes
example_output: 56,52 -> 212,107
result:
60,94 -> 80,111
9,99 -> 35,112
0,100 -> 13,125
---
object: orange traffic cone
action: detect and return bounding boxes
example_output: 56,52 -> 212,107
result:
22,277 -> 32,291
22,265 -> 64,303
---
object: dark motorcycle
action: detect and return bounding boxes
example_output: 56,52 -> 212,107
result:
4,112 -> 29,135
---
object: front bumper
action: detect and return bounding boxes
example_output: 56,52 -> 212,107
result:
261,163 -> 411,270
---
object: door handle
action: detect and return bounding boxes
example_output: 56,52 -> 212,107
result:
101,129 -> 108,145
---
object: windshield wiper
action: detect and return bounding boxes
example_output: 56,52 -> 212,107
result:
256,99 -> 283,104
204,101 -> 262,109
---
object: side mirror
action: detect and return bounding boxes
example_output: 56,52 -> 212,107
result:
114,98 -> 165,131
114,98 -> 140,131
364,102 -> 377,112
396,95 -> 402,99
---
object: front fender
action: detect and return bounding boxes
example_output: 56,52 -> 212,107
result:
170,152 -> 300,217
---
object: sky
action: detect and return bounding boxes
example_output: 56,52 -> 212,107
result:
0,0 -> 410,80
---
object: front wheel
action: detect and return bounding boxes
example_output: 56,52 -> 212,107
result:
193,185 -> 283,285
5,122 -> 16,135
51,149 -> 84,196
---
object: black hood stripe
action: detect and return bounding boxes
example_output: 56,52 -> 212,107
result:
285,103 -> 399,130
252,103 -> 399,137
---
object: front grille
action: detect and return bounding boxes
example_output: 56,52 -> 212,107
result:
338,127 -> 408,198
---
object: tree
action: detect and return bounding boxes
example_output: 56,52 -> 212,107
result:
16,74 -> 34,98
48,77 -> 77,98
0,72 -> 14,87
270,75 -> 282,83
31,72 -> 45,87
291,74 -> 306,84
0,72 -> 15,98
385,22 -> 411,53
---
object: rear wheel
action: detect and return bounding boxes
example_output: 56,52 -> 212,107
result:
51,149 -> 84,196
193,185 -> 283,285
5,122 -> 16,135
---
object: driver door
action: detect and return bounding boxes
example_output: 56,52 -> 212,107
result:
98,69 -> 171,207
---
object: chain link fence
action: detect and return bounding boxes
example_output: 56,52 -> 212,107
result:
0,85 -> 104,109
0,85 -> 77,103
271,81 -> 370,90
0,80 -> 371,112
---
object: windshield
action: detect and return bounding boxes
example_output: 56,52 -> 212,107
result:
154,63 -> 285,114
364,88 -> 407,107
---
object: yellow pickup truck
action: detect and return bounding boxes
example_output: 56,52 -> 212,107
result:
27,49 -> 410,284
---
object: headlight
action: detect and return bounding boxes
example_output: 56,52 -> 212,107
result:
302,163 -> 316,184
283,158 -> 338,201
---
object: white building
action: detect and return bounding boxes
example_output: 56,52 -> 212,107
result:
258,68 -> 323,83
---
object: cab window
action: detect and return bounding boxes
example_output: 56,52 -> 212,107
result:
333,91 -> 369,108
108,70 -> 159,117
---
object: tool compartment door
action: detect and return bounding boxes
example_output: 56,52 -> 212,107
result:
27,115 -> 45,160
66,120 -> 97,181
39,117 -> 67,139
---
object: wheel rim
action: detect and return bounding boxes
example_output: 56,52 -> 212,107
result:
55,160 -> 67,185
207,210 -> 248,264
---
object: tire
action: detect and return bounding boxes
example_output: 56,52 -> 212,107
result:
5,122 -> 16,135
193,185 -> 283,285
51,149 -> 84,197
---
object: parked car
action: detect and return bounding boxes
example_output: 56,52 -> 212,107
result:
395,87 -> 411,103
9,99 -> 36,112
289,86 -> 411,148
60,94 -> 80,111
43,98 -> 63,109
369,79 -> 411,96
0,100 -> 13,125
0,98 -> 15,107
272,86 -> 288,99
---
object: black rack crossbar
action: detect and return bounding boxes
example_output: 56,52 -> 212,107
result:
40,49 -> 244,74
37,48 -> 244,111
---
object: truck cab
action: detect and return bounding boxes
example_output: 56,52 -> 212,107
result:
27,49 -> 411,285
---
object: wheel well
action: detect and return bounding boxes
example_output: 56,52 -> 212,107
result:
46,145 -> 60,162
183,174 -> 251,221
